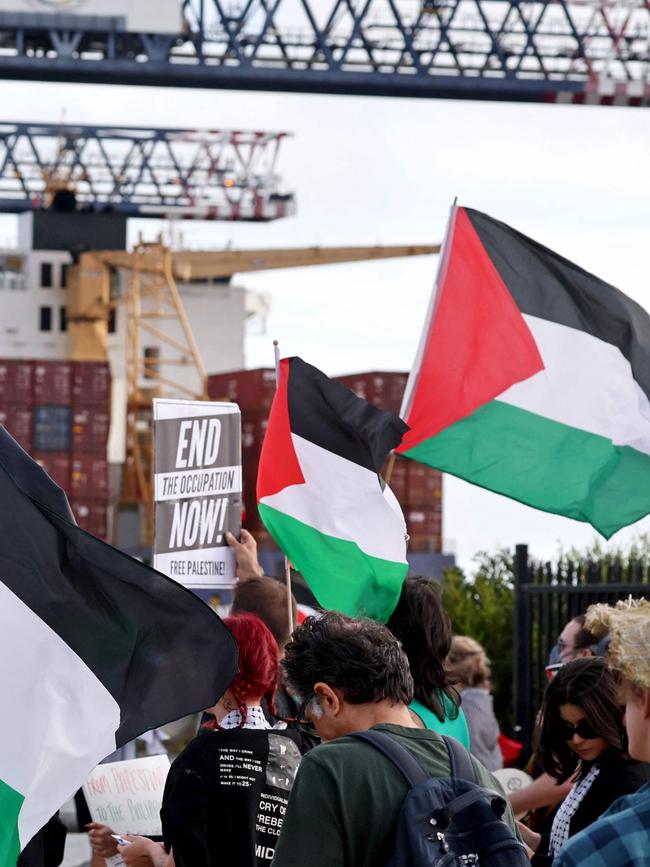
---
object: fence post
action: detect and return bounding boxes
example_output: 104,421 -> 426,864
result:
513,543 -> 532,760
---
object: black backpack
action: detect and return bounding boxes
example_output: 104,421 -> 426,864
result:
352,730 -> 528,867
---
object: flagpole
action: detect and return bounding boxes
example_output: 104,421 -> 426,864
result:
273,340 -> 295,636
384,452 -> 396,486
400,197 -> 458,422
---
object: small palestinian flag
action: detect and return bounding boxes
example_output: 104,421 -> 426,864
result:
257,357 -> 408,621
398,205 -> 650,538
0,427 -> 237,865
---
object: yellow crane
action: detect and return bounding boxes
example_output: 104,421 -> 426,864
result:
67,242 -> 440,544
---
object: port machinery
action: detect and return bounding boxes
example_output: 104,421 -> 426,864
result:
0,121 -> 294,220
0,0 -> 647,106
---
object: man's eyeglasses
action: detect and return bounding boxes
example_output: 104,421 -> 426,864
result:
283,691 -> 319,739
559,719 -> 600,741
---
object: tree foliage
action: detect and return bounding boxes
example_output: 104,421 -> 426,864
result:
441,534 -> 650,734
442,549 -> 515,730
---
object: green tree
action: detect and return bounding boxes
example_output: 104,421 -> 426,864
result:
442,549 -> 515,731
441,534 -> 650,734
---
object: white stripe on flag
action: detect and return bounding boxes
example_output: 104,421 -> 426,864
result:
260,434 -> 408,564
497,315 -> 650,456
0,580 -> 120,849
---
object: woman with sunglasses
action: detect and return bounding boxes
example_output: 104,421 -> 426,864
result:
524,657 -> 650,865
114,613 -> 303,867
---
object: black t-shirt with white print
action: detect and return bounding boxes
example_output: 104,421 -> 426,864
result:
160,727 -> 302,867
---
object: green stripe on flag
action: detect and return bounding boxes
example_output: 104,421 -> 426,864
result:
258,503 -> 407,622
0,778 -> 23,867
403,400 -> 650,538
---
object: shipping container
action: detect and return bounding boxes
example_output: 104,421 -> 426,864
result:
70,499 -> 109,541
0,360 -> 32,403
71,407 -> 111,452
72,361 -> 111,407
241,410 -> 268,452
33,452 -> 71,491
208,368 -> 276,411
406,507 -> 442,537
336,370 -> 408,415
33,361 -> 72,405
33,405 -> 72,452
71,455 -> 109,499
406,463 -> 442,505
0,404 -> 33,451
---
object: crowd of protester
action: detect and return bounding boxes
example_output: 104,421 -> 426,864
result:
76,530 -> 650,867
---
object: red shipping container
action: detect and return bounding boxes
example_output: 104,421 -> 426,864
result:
71,455 -> 109,499
33,451 -> 71,490
336,373 -> 371,403
406,507 -> 442,537
407,464 -> 443,505
337,371 -> 408,414
208,368 -> 276,411
71,499 -> 109,540
386,373 -> 408,412
0,360 -> 33,403
71,407 -> 110,452
33,361 -> 72,404
72,361 -> 111,407
241,409 -> 268,452
0,404 -> 33,451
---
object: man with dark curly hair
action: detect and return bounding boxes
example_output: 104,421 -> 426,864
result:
271,611 -> 517,867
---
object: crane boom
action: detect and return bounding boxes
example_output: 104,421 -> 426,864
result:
97,245 -> 441,281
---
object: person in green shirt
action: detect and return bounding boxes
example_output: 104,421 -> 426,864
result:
387,575 -> 470,748
272,612 -> 518,867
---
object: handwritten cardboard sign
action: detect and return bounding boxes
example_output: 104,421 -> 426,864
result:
82,755 -> 171,836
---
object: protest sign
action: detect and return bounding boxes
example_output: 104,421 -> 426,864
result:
153,399 -> 242,589
82,755 -> 171,836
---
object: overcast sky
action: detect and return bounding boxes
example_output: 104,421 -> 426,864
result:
1,79 -> 649,569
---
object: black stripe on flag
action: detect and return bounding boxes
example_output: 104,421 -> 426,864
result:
465,208 -> 650,402
0,427 -> 237,745
286,357 -> 408,473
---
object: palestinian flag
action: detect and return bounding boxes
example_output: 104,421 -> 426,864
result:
398,205 -> 650,538
0,427 -> 237,866
257,357 -> 408,621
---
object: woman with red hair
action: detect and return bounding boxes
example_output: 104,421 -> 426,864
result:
117,614 -> 303,867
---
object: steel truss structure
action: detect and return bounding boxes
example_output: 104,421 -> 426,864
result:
0,1 -> 647,105
0,121 -> 294,219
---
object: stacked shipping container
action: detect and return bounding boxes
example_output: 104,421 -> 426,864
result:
208,368 -> 442,553
337,372 -> 443,553
0,359 -> 111,540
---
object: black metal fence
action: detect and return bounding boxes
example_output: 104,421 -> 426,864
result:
512,543 -> 650,759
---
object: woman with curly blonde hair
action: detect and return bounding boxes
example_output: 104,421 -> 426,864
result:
446,635 -> 503,771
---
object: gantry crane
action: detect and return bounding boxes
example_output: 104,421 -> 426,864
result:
0,0 -> 646,106
0,122 -> 294,220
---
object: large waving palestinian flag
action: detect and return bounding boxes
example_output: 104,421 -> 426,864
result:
0,427 -> 237,866
257,357 -> 408,621
398,205 -> 650,538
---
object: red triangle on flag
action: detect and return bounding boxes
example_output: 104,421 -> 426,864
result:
398,207 -> 544,453
256,358 -> 305,500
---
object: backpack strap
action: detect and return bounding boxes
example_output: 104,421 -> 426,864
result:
441,735 -> 479,784
351,730 -> 481,789
350,730 -> 429,788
